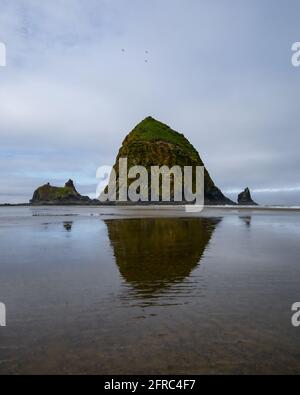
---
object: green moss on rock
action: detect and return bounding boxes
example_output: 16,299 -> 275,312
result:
30,179 -> 90,204
110,117 -> 233,205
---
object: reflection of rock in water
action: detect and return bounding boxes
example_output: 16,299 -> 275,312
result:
239,216 -> 252,228
105,218 -> 220,296
63,222 -> 73,232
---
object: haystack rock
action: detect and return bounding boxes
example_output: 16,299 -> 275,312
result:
106,117 -> 234,205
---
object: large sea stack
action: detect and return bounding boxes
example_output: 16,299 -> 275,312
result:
107,117 -> 233,205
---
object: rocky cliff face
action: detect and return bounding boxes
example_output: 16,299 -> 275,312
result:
30,179 -> 92,205
108,117 -> 233,205
238,187 -> 258,206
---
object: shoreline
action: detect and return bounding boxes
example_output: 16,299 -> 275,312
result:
1,204 -> 300,212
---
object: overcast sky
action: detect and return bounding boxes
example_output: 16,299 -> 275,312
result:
0,0 -> 299,204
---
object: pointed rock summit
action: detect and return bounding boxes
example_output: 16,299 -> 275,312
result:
64,179 -> 80,195
238,187 -> 258,206
109,117 -> 233,205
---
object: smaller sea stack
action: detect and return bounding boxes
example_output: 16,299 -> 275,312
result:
238,188 -> 258,206
30,179 -> 93,205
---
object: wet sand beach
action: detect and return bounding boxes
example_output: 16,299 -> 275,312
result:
0,206 -> 300,374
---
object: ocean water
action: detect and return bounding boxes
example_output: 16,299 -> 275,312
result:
0,206 -> 300,374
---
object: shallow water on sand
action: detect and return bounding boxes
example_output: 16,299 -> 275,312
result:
0,206 -> 300,374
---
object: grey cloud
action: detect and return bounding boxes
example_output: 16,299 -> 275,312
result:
0,0 -> 300,204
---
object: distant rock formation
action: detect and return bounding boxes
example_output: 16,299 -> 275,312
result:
238,188 -> 258,206
105,117 -> 234,205
30,179 -> 96,205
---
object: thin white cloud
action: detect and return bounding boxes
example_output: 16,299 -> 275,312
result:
226,186 -> 300,194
